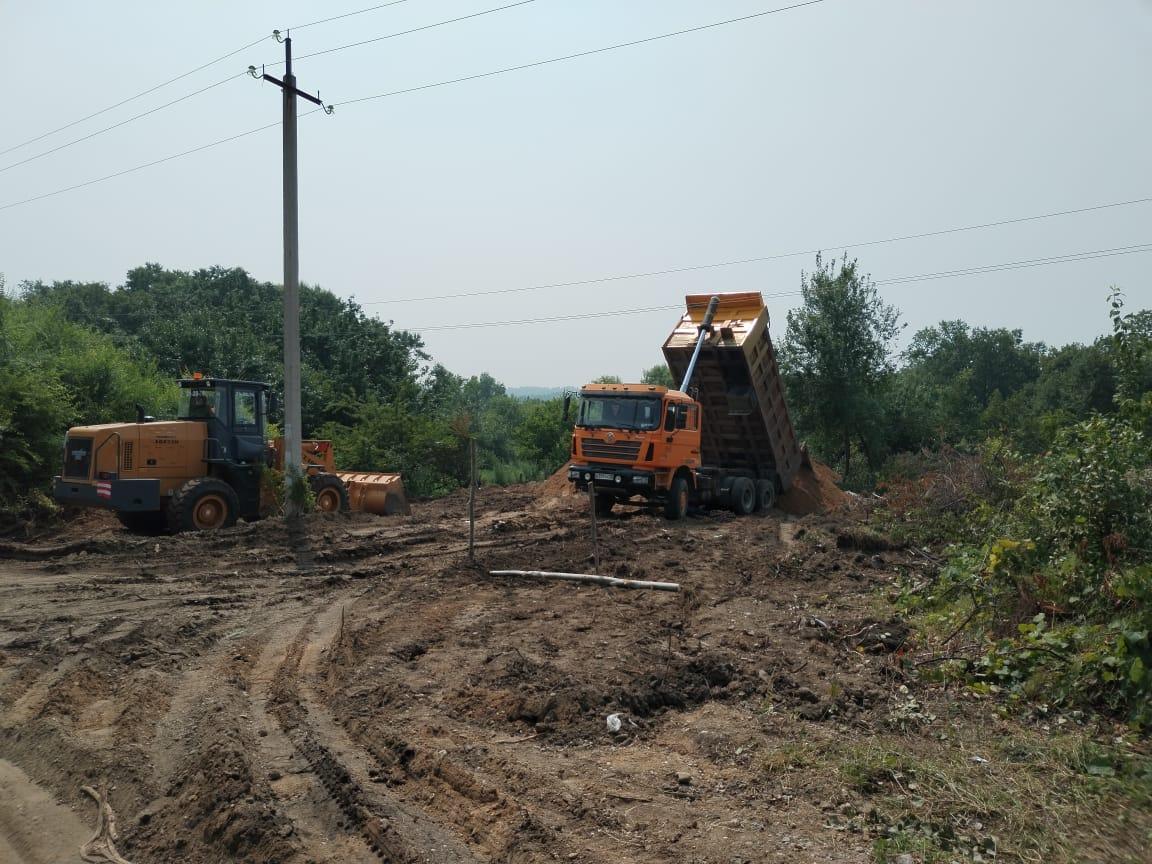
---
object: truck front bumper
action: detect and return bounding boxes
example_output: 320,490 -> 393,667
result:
54,477 -> 162,512
568,465 -> 656,497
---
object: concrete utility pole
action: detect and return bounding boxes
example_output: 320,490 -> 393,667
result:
253,32 -> 332,516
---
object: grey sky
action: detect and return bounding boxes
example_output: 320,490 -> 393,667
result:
2,0 -> 1150,386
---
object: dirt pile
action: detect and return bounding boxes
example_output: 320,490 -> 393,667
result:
778,459 -> 848,515
536,463 -> 578,502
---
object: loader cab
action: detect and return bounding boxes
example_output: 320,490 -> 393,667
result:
177,376 -> 270,467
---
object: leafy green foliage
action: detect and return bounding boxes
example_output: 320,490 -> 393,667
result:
0,294 -> 174,521
779,253 -> 900,482
640,363 -> 675,388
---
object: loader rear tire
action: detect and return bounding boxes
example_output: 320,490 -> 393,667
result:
664,476 -> 690,521
310,473 -> 350,513
168,478 -> 239,533
732,477 -> 756,516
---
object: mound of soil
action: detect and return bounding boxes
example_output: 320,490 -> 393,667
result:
537,464 -> 578,501
778,460 -> 848,516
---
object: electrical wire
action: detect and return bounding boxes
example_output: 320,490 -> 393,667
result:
0,0 -> 422,159
288,1 -> 541,65
1,2 -> 536,174
407,243 -> 1152,331
0,120 -> 278,213
291,0 -> 415,30
0,0 -> 828,212
0,36 -> 269,158
340,0 -> 830,107
0,73 -> 247,175
874,243 -> 1152,286
361,196 -> 1152,306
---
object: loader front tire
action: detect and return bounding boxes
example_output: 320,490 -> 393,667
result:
310,473 -> 350,513
169,478 -> 239,532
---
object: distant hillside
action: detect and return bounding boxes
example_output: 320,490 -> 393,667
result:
507,386 -> 569,400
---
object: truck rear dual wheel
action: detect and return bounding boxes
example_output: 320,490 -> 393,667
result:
168,478 -> 240,532
755,479 -> 777,512
310,474 -> 350,513
731,477 -> 756,516
664,476 -> 690,520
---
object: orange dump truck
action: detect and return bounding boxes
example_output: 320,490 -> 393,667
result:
567,292 -> 803,519
54,376 -> 407,532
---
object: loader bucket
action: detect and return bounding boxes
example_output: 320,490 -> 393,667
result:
336,472 -> 410,516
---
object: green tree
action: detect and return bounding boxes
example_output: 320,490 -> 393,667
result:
641,363 -> 675,388
898,321 -> 1045,444
779,254 -> 900,479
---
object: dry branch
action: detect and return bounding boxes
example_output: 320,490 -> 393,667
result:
80,785 -> 133,864
490,569 -> 680,592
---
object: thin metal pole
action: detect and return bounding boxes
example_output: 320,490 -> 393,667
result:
468,438 -> 476,562
282,35 -> 302,516
588,483 -> 599,574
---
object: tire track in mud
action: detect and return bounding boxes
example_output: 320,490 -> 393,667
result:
265,604 -> 480,864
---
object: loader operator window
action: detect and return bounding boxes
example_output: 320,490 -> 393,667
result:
578,396 -> 661,431
234,390 -> 258,428
179,388 -> 220,419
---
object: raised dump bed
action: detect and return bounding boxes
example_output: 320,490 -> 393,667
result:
662,292 -> 802,491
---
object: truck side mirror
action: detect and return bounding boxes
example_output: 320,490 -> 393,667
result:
267,392 -> 279,419
562,394 -> 572,423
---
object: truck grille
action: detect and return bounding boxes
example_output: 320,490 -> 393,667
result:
123,441 -> 134,470
580,437 -> 641,461
63,436 -> 93,479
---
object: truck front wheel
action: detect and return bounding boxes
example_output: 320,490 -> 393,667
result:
664,476 -> 690,520
594,493 -> 615,516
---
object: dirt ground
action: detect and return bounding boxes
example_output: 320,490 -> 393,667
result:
0,480 -> 1146,864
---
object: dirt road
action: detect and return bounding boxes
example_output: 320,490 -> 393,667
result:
0,484 -> 1145,863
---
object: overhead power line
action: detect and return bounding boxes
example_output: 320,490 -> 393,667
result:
1,1 -> 538,175
407,243 -> 1152,331
341,0 -> 830,107
289,1 -> 541,65
290,0 -> 414,31
361,196 -> 1152,306
0,119 -> 286,212
0,0 -> 417,158
0,36 -> 268,158
0,0 -> 830,212
0,73 -> 246,175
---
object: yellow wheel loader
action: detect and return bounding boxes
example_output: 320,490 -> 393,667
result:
54,375 -> 407,532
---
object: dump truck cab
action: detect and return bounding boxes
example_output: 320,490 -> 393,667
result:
568,383 -> 703,517
568,292 -> 802,520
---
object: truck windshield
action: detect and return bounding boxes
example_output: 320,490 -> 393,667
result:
178,387 -> 220,419
578,396 -> 662,431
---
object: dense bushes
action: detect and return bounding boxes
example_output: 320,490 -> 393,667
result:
894,296 -> 1152,726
